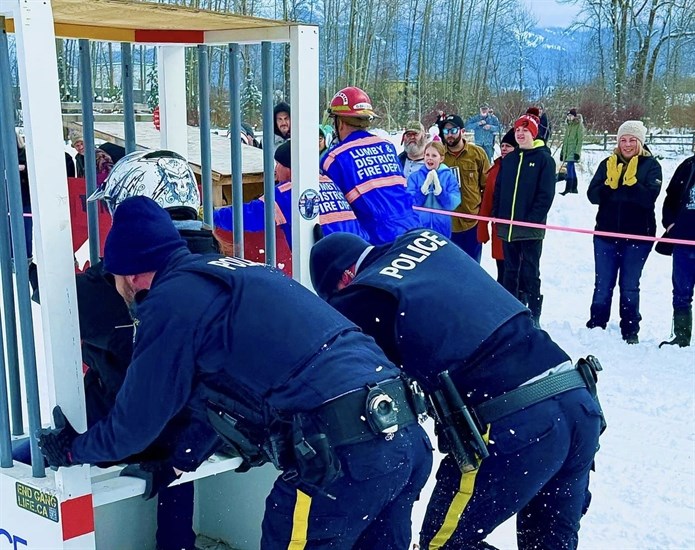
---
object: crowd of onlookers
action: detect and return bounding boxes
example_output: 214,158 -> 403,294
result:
12,90 -> 693,349
237,93 -> 692,348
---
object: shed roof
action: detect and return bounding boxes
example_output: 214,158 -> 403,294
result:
3,0 -> 291,43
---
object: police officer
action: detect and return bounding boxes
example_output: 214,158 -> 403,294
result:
322,86 -> 421,245
309,229 -> 604,550
38,196 -> 432,549
25,151 -> 217,550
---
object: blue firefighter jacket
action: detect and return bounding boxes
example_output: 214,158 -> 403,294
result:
71,248 -> 401,466
328,229 -> 570,406
321,130 -> 421,245
213,176 -> 369,248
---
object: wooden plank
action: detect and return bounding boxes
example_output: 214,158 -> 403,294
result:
67,120 -> 265,205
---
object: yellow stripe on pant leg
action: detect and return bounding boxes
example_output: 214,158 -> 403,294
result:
429,467 -> 480,549
287,489 -> 312,550
430,428 -> 490,550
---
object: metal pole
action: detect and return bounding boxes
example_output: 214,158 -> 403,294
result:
0,27 -> 23,438
0,91 -> 13,467
228,43 -> 244,258
122,42 -> 136,154
198,45 -> 213,225
261,41 -> 276,267
79,39 -> 99,265
0,23 -> 44,478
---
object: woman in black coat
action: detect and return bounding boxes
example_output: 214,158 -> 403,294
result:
586,120 -> 662,343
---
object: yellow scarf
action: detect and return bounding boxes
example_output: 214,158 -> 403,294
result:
605,153 -> 639,189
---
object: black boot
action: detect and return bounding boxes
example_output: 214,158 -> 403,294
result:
559,180 -> 571,195
570,178 -> 579,194
659,309 -> 692,348
528,294 -> 543,329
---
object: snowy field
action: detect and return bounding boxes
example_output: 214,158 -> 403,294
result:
17,133 -> 695,549
400,137 -> 695,549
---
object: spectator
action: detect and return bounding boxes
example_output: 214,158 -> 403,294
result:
95,148 -> 114,185
492,108 -> 556,328
559,108 -> 585,195
319,125 -> 329,161
658,154 -> 694,348
72,134 -> 86,177
38,196 -> 432,549
65,152 -> 75,177
214,140 -> 369,251
537,103 -> 552,143
586,120 -> 662,344
478,128 -> 517,283
438,114 -> 490,262
406,141 -> 461,237
464,103 -> 500,161
273,101 -> 291,149
14,130 -> 33,260
322,86 -> 420,245
98,142 -> 126,164
398,120 -> 428,178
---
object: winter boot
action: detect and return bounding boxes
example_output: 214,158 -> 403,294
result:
570,178 -> 579,194
528,294 -> 543,329
659,308 -> 692,348
623,333 -> 639,345
559,179 -> 572,196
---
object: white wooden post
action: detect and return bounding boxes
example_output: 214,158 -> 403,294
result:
157,45 -> 188,156
290,25 -> 319,288
11,0 -> 95,546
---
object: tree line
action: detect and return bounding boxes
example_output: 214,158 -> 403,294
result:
9,0 -> 695,132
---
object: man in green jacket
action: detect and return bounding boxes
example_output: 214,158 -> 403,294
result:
559,109 -> 585,195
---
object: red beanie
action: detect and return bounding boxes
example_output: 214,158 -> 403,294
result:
514,108 -> 540,138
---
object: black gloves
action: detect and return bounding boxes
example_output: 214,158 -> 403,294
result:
574,154 -> 580,161
37,406 -> 79,468
120,461 -> 181,500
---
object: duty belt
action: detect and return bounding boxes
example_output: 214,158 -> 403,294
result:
314,378 -> 419,447
475,368 -> 591,425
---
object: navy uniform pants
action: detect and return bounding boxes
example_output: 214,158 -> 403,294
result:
419,388 -> 602,550
261,424 -> 433,549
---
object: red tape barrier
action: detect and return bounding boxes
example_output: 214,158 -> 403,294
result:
413,206 -> 695,246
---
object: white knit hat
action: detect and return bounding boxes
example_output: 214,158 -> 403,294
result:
617,120 -> 647,144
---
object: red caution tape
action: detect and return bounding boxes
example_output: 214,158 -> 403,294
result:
413,206 -> 695,247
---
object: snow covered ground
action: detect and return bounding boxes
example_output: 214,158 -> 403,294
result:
403,139 -> 695,549
13,133 -> 694,548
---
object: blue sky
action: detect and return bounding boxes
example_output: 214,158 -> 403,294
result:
523,0 -> 582,27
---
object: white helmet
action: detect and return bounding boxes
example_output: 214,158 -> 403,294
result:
88,150 -> 200,216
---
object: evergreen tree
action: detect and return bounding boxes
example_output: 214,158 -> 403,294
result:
241,70 -> 262,126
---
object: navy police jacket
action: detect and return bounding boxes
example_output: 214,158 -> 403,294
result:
71,249 -> 399,465
328,230 -> 570,406
322,129 -> 421,245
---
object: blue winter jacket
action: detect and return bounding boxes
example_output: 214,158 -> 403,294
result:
213,175 -> 369,248
464,114 -> 500,148
321,130 -> 420,244
70,248 -> 402,465
406,164 -> 461,237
